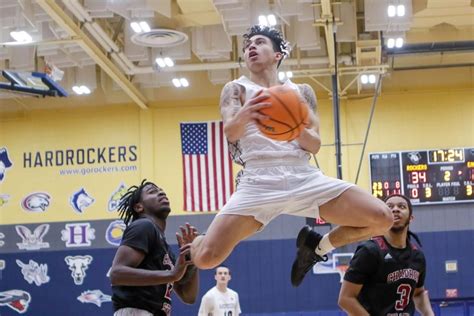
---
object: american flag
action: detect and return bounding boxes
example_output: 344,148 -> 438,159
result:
180,121 -> 234,212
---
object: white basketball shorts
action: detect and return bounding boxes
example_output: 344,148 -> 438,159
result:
218,158 -> 354,227
114,308 -> 153,316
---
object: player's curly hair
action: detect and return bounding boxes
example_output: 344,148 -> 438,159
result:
384,194 -> 422,247
117,179 -> 155,226
242,25 -> 290,68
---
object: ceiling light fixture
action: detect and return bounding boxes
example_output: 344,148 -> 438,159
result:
172,78 -> 189,88
278,71 -> 293,81
368,74 -> 376,84
386,38 -> 395,48
164,57 -> 174,67
130,21 -> 151,33
180,78 -> 189,87
267,15 -> 277,26
396,4 -> 405,17
155,57 -> 175,68
388,4 -> 405,17
395,37 -> 404,48
387,5 -> 396,17
360,74 -> 377,85
10,30 -> 32,43
258,14 -> 277,26
72,85 -> 91,95
172,78 -> 181,88
155,58 -> 166,68
386,36 -> 404,48
360,74 -> 369,85
139,21 -> 150,32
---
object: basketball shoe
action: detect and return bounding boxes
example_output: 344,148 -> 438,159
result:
291,225 -> 328,287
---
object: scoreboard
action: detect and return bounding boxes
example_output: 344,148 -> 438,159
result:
370,147 -> 474,205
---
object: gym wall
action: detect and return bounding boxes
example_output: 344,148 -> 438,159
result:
0,80 -> 472,315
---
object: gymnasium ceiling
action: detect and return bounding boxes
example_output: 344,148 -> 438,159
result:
0,0 -> 473,112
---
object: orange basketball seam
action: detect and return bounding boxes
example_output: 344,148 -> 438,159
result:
261,117 -> 294,129
258,87 -> 309,141
257,118 -> 294,140
267,89 -> 299,127
258,120 -> 306,136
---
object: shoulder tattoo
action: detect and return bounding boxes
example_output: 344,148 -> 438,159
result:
300,84 -> 317,111
220,82 -> 242,115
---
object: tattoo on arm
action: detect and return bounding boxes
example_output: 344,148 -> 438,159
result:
298,83 -> 320,132
220,82 -> 242,121
300,84 -> 317,111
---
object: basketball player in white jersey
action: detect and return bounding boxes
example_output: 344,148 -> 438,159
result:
198,266 -> 241,316
190,25 -> 394,287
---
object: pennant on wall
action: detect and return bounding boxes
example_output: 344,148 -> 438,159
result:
180,121 -> 233,211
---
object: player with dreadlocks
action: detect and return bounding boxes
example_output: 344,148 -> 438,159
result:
110,180 -> 200,316
189,24 -> 393,278
339,194 -> 434,316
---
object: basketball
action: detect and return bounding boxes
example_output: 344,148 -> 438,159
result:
256,85 -> 310,141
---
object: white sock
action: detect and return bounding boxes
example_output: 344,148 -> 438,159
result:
315,234 -> 335,256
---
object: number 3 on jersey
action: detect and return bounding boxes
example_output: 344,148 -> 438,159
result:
395,284 -> 412,311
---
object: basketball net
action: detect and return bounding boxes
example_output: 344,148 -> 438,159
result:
335,264 -> 349,283
44,62 -> 64,82
336,264 -> 349,274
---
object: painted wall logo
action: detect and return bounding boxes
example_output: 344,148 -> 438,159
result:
16,260 -> 50,286
0,232 -> 4,247
108,183 -> 127,211
23,145 -> 137,168
0,290 -> 31,314
0,147 -> 13,182
0,194 -> 10,207
61,223 -> 95,247
105,220 -> 126,246
65,255 -> 93,285
70,188 -> 95,213
15,224 -> 50,250
21,192 -> 51,212
77,289 -> 111,307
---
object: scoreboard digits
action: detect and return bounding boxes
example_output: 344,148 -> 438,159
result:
369,147 -> 474,205
370,152 -> 402,198
429,148 -> 464,163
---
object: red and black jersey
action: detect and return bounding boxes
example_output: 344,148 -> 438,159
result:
344,236 -> 426,316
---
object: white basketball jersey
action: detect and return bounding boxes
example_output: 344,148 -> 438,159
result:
228,76 -> 311,165
198,287 -> 241,316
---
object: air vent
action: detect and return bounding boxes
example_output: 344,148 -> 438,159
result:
131,29 -> 189,47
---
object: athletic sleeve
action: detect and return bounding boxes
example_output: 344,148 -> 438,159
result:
417,253 -> 426,288
344,243 -> 379,284
198,292 -> 213,316
119,219 -> 156,254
